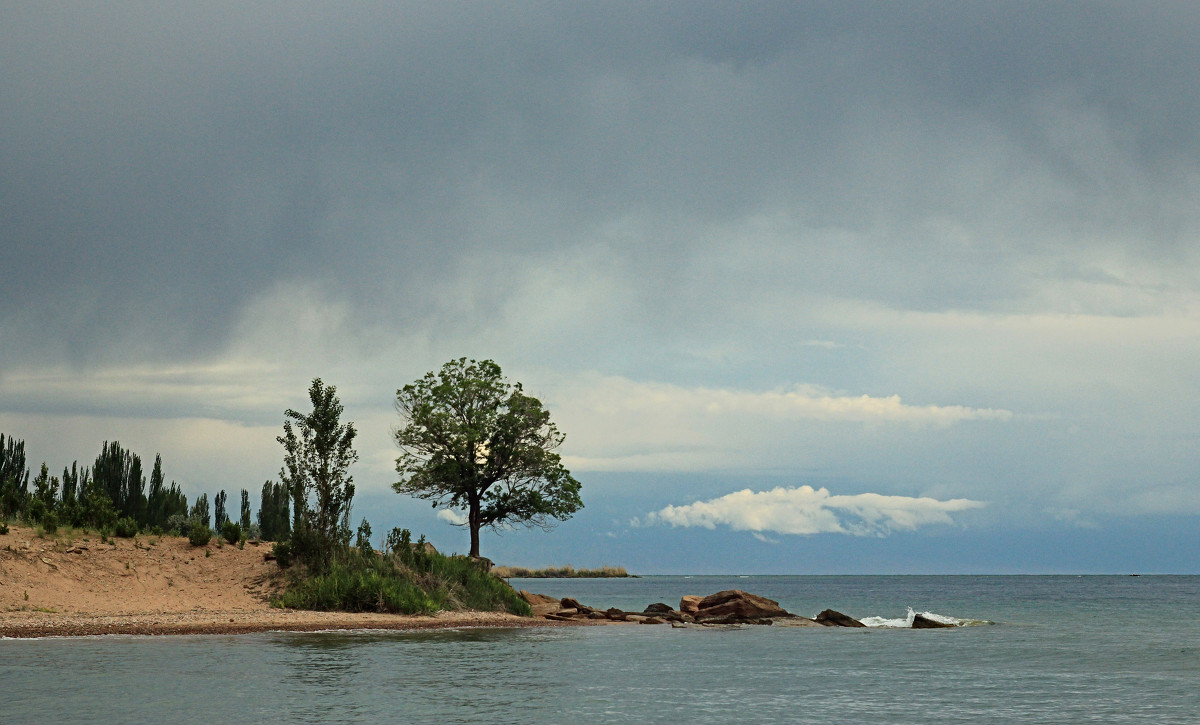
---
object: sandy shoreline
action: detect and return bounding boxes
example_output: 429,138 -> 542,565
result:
1,525 -> 574,639
0,609 -> 574,639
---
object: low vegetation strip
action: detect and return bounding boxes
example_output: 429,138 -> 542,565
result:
493,565 -> 631,578
274,537 -> 532,616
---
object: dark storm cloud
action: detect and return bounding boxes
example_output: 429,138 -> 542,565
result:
3,1 -> 1200,368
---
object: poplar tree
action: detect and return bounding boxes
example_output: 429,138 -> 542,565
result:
240,489 -> 252,530
278,378 -> 358,571
214,489 -> 228,529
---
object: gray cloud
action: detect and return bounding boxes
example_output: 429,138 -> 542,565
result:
5,2 -> 1200,371
4,2 -> 1200,544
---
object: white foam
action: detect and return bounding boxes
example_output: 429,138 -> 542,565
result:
859,607 -> 980,628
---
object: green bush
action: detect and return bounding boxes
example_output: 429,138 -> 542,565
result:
0,521 -> 9,535
188,522 -> 213,547
221,520 -> 242,545
165,513 -> 189,537
273,535 -> 531,617
113,517 -> 139,538
41,511 -> 58,535
275,559 -> 438,614
271,540 -> 293,568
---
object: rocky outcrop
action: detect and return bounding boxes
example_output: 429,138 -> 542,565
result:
520,589 -> 962,632
520,589 -> 795,625
815,609 -> 866,627
693,590 -> 792,624
518,590 -> 562,617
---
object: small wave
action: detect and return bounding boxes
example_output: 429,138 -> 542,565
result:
859,607 -> 991,628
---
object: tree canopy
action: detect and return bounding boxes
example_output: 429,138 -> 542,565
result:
393,358 -> 582,559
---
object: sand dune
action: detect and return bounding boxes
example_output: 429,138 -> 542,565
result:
0,525 -> 550,638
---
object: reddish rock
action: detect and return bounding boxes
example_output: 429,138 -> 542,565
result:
519,591 -> 559,606
559,597 -> 593,614
694,590 -> 791,622
519,590 -> 561,617
679,595 -> 702,614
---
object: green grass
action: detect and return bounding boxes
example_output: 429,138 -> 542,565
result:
274,549 -> 532,616
491,564 -> 631,578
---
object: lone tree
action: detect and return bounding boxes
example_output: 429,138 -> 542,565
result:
279,378 -> 358,571
393,358 -> 583,559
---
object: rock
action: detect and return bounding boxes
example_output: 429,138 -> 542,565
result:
519,591 -> 559,606
643,602 -> 674,614
624,614 -> 649,623
587,611 -> 609,620
639,617 -> 665,625
815,609 -> 866,627
911,614 -> 954,629
679,595 -> 702,614
694,590 -> 792,623
519,591 -> 562,617
558,597 -> 593,614
605,608 -> 627,621
554,608 -> 580,617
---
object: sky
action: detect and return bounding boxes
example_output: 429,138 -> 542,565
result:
3,1 -> 1199,573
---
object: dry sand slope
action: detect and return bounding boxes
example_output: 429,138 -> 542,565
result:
0,525 -> 549,638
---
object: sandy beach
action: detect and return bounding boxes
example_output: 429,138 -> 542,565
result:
0,525 -> 561,638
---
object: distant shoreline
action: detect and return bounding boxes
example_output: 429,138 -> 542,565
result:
493,565 -> 633,578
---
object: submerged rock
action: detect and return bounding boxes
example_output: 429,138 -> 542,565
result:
772,617 -> 823,628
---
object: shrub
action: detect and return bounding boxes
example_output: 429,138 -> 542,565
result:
188,521 -> 213,547
165,514 -> 190,537
41,511 -> 58,535
275,559 -> 439,614
272,540 -> 293,568
221,520 -> 242,545
113,517 -> 139,538
355,518 -> 372,553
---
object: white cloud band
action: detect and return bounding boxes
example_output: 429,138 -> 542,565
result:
642,485 -> 985,537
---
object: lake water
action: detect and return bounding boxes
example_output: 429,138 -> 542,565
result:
4,576 -> 1198,723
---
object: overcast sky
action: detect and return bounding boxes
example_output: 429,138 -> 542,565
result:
3,1 -> 1199,573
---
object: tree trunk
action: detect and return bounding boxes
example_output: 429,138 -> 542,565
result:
468,494 -> 481,559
